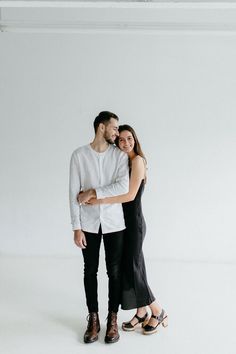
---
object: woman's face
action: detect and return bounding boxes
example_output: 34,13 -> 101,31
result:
118,130 -> 135,154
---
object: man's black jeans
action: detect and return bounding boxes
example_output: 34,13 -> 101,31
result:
82,226 -> 124,313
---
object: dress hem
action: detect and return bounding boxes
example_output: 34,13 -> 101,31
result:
120,297 -> 156,311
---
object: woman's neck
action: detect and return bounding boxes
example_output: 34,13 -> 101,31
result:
128,151 -> 137,160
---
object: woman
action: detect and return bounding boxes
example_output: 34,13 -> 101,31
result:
88,125 -> 168,335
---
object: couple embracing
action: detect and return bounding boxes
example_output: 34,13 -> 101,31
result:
69,111 -> 168,344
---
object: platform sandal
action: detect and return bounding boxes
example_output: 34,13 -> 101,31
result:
143,309 -> 168,335
122,312 -> 149,332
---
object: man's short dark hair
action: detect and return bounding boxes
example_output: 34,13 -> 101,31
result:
93,111 -> 119,133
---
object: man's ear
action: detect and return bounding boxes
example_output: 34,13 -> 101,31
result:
98,122 -> 105,133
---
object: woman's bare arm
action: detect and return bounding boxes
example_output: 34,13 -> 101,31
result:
88,156 -> 145,205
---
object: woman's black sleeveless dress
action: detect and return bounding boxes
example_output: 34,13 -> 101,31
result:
121,179 -> 155,310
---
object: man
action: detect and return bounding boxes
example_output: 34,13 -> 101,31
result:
69,111 -> 129,344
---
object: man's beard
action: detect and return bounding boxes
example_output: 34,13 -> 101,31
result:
105,137 -> 115,145
104,131 -> 115,145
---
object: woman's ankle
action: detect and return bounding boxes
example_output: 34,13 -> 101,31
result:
136,307 -> 147,317
149,302 -> 162,317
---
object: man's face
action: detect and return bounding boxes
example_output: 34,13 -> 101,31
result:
104,118 -> 119,144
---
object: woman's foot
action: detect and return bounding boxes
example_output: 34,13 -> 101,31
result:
122,311 -> 149,331
143,309 -> 168,335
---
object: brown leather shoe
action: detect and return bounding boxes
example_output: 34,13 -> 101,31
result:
84,312 -> 100,344
105,311 -> 120,344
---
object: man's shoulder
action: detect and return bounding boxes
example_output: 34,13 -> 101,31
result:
109,144 -> 127,158
72,144 -> 90,156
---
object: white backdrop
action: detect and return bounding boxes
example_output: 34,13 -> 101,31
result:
0,32 -> 235,262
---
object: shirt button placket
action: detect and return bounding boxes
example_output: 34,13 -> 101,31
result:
98,155 -> 103,227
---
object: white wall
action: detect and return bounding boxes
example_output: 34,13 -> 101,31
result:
0,31 -> 235,261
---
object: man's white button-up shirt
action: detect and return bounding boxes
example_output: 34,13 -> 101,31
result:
69,144 -> 129,234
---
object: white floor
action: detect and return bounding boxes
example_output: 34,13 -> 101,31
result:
0,255 -> 235,354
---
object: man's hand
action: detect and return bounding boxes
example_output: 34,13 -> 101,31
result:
74,229 -> 87,249
77,189 -> 96,204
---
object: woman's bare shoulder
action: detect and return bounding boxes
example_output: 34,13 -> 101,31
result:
132,155 -> 145,163
131,155 -> 145,169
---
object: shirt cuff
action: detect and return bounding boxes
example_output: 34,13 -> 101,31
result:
71,218 -> 81,231
95,187 -> 104,199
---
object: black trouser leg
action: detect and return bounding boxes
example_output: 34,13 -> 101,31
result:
82,231 -> 102,313
103,230 -> 124,313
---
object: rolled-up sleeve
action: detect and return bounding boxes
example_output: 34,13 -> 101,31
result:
69,152 -> 81,230
95,152 -> 129,199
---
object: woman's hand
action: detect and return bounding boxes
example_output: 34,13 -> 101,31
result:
87,198 -> 100,205
76,192 -> 102,205
77,189 -> 96,204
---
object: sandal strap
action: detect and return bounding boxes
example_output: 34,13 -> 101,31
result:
134,312 -> 148,323
151,309 -> 165,322
151,314 -> 158,319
